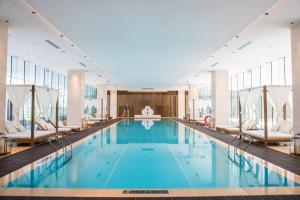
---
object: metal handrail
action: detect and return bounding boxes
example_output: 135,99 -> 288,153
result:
57,133 -> 73,157
228,133 -> 253,153
48,133 -> 73,158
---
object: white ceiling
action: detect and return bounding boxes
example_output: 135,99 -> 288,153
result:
0,0 -> 110,85
21,0 -> 277,89
187,0 -> 300,84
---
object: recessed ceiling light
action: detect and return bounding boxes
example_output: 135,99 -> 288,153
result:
211,62 -> 219,67
79,62 -> 87,67
45,40 -> 61,49
238,41 -> 252,50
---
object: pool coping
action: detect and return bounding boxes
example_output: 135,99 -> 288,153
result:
1,118 -> 300,198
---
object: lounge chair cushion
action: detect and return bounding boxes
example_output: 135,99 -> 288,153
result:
58,127 -> 72,132
38,119 -> 49,130
244,130 -> 293,140
17,124 -> 26,132
242,120 -> 256,130
6,130 -> 56,140
279,121 -> 293,134
58,120 -> 65,127
65,125 -> 80,129
6,121 -> 18,134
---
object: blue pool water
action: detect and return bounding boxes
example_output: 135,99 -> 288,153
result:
6,120 -> 300,188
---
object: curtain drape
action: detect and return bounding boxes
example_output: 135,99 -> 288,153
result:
268,86 -> 292,123
36,87 -> 51,120
49,89 -> 59,120
6,86 -> 32,128
239,90 -> 250,108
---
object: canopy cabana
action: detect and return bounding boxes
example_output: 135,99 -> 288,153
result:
6,84 -> 59,145
238,85 -> 293,146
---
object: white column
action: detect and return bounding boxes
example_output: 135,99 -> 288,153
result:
188,84 -> 198,120
67,70 -> 85,127
211,71 -> 229,126
96,84 -> 107,119
0,22 -> 8,132
292,23 -> 300,133
110,90 -> 117,119
177,90 -> 185,119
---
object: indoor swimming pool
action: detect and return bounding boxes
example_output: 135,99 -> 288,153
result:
5,119 -> 300,189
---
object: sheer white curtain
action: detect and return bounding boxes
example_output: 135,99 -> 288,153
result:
36,87 -> 51,120
268,86 -> 292,123
239,90 -> 250,108
246,88 -> 262,122
49,89 -> 59,120
6,85 -> 32,128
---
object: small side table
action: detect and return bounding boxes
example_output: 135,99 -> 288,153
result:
0,135 -> 11,155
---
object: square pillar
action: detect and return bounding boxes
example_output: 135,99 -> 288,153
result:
178,90 -> 186,119
110,90 -> 117,119
0,22 -> 8,132
211,71 -> 229,126
96,84 -> 107,119
292,23 -> 300,133
188,85 -> 198,120
67,70 -> 85,127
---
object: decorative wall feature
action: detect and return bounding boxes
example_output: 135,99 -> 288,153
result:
117,91 -> 178,117
141,106 -> 154,116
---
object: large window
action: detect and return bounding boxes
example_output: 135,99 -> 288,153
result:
85,85 -> 97,100
6,55 -> 68,123
197,85 -> 212,118
229,56 -> 292,126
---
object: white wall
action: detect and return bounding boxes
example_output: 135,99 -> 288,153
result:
0,22 -> 8,132
292,23 -> 300,133
67,70 -> 85,127
211,71 -> 229,126
177,90 -> 185,119
110,90 -> 117,119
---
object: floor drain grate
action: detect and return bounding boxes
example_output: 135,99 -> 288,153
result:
123,190 -> 169,194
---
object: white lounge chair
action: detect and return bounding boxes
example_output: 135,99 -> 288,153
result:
49,119 -> 80,132
243,120 -> 293,143
5,121 -> 56,144
38,118 -> 72,135
218,120 -> 256,134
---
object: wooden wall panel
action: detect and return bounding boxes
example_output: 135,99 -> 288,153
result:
116,91 -> 177,117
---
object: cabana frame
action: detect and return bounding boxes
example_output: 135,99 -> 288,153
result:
7,84 -> 59,145
238,85 -> 292,146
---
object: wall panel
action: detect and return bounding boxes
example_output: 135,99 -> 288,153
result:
117,91 -> 177,117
